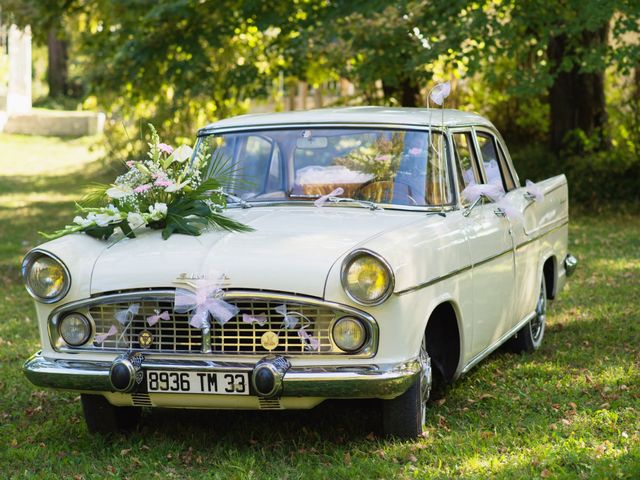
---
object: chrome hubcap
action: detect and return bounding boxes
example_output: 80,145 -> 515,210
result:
419,339 -> 432,426
530,280 -> 547,343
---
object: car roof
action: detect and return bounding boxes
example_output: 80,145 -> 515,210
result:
197,107 -> 496,135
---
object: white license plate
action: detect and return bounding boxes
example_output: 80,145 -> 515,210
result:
146,370 -> 249,395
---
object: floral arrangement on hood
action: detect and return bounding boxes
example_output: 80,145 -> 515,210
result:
42,124 -> 252,241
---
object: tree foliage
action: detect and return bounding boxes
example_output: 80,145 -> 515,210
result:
1,0 -> 639,155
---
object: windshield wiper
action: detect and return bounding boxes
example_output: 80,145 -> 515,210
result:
220,192 -> 252,209
326,196 -> 383,211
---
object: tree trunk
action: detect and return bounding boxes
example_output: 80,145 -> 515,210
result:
381,78 -> 420,107
548,25 -> 609,151
47,27 -> 68,97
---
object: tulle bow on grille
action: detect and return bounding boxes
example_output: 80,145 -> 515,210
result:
174,280 -> 239,329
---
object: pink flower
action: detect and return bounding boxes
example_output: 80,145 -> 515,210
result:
158,143 -> 174,155
134,184 -> 152,193
126,161 -> 135,168
154,179 -> 174,188
377,154 -> 391,162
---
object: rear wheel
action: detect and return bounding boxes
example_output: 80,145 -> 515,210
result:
509,276 -> 547,353
81,394 -> 141,434
382,336 -> 431,439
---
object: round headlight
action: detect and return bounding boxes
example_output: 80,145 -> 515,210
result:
59,313 -> 91,346
22,251 -> 71,303
332,316 -> 367,352
341,250 -> 394,305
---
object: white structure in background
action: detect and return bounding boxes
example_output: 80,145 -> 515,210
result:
0,24 -> 104,136
6,24 -> 32,114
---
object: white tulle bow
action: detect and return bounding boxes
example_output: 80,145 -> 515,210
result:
495,196 -> 524,222
461,183 -> 504,203
314,187 -> 344,207
429,82 -> 451,106
115,304 -> 140,325
174,280 -> 239,328
525,179 -> 544,202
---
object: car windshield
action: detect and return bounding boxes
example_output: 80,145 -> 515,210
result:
195,128 -> 453,208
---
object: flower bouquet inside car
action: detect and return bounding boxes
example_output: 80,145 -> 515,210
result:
42,125 -> 252,241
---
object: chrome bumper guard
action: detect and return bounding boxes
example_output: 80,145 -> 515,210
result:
23,352 -> 419,400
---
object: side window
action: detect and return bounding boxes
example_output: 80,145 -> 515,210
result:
496,141 -> 517,189
452,132 -> 479,198
476,131 -> 516,192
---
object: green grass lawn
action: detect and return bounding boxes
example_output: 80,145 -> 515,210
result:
1,134 -> 638,479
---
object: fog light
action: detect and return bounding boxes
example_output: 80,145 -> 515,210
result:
332,317 -> 366,352
59,313 -> 91,346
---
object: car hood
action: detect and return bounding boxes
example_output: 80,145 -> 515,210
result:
90,206 -> 419,297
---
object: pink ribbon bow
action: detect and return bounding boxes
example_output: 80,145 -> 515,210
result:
95,325 -> 117,344
147,310 -> 170,326
314,187 -> 344,208
298,327 -> 319,351
525,179 -> 544,202
174,280 -> 239,329
115,304 -> 140,325
242,313 -> 267,327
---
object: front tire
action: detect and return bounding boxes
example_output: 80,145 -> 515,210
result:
382,337 -> 431,439
509,276 -> 547,353
81,394 -> 141,434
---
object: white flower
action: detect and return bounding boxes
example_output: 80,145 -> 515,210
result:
106,184 -> 133,199
165,179 -> 190,192
172,145 -> 193,163
73,215 -> 93,228
149,202 -> 168,221
127,212 -> 147,230
93,213 -> 113,227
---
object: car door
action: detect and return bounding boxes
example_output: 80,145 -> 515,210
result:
453,129 -> 517,357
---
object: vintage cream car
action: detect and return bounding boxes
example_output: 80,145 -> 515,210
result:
22,108 -> 576,438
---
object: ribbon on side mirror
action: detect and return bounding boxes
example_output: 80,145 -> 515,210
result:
461,183 -> 504,203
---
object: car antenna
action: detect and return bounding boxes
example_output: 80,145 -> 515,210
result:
426,81 -> 452,213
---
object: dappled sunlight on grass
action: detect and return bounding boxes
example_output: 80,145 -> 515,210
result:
0,133 -> 104,177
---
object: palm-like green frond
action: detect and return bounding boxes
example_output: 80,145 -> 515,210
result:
80,183 -> 111,207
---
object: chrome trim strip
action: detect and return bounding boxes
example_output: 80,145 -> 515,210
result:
396,265 -> 473,295
341,249 -> 395,306
461,311 -> 536,375
199,123 -> 442,136
397,219 -> 569,295
48,290 -> 379,358
516,220 -> 568,251
21,249 -> 72,304
396,248 -> 512,295
23,352 -> 419,400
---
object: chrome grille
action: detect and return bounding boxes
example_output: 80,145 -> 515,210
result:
209,299 -> 334,354
81,291 -> 373,355
90,300 -> 201,353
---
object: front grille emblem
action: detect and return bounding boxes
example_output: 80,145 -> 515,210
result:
138,330 -> 154,349
260,331 -> 279,351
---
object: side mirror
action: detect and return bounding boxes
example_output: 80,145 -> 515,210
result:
463,196 -> 483,217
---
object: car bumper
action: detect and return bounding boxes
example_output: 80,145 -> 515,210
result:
23,351 -> 419,400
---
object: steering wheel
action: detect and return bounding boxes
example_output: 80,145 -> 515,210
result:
354,179 -> 418,206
